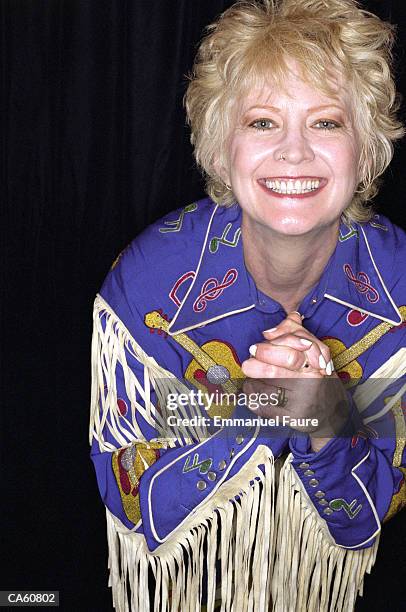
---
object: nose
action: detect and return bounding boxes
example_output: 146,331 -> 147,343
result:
274,128 -> 315,165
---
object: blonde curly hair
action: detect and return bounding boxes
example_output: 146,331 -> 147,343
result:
185,0 -> 404,223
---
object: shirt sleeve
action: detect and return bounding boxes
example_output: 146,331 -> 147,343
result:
90,301 -> 290,544
90,308 -> 171,530
289,381 -> 405,550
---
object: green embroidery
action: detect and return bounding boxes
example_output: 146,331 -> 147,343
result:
209,223 -> 241,253
159,203 -> 198,233
369,220 -> 388,231
183,453 -> 212,475
329,498 -> 362,519
339,225 -> 358,242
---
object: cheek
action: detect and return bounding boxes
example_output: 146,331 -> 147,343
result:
321,144 -> 359,195
229,136 -> 273,174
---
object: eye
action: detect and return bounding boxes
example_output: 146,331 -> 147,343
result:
250,118 -> 276,131
313,119 -> 341,131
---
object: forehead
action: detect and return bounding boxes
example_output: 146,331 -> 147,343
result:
236,65 -> 352,115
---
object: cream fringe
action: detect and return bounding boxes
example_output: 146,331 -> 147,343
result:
352,348 -> 406,424
106,445 -> 276,612
105,451 -> 378,612
91,296 -> 379,611
272,456 -> 379,612
90,295 -> 208,452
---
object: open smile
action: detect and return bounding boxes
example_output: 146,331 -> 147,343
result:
258,176 -> 327,198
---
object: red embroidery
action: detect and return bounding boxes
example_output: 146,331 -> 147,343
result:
117,398 -> 128,417
169,271 -> 195,307
117,449 -> 131,495
343,263 -> 379,303
193,268 -> 238,313
347,309 -> 369,326
351,425 -> 379,447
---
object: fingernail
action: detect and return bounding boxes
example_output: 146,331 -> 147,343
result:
299,338 -> 312,347
325,361 -> 332,376
329,359 -> 335,372
319,355 -> 327,369
249,344 -> 257,357
263,327 -> 277,333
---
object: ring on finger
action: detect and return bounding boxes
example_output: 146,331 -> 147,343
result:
276,386 -> 288,408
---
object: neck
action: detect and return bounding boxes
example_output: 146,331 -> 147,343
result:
242,214 -> 339,314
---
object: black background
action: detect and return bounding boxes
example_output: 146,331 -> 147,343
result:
2,1 -> 406,610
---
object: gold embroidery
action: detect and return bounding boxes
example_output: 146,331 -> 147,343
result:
392,399 -> 406,467
383,396 -> 406,468
145,310 -> 244,419
383,467 -> 406,522
110,245 -> 130,270
112,441 -> 163,525
333,305 -> 406,371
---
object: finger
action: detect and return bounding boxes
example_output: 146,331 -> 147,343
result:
248,342 -> 310,371
286,311 -> 304,324
262,317 -> 303,338
241,357 -> 323,379
265,333 -> 328,372
262,328 -> 333,374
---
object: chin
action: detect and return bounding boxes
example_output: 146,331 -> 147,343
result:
259,213 -> 323,236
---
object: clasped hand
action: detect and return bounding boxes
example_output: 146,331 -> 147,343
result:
241,312 -> 350,452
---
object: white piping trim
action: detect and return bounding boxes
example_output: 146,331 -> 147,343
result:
147,425 -> 260,543
166,204 -> 256,334
359,225 -> 403,324
167,303 -> 256,335
291,449 -> 381,549
363,380 -> 406,424
324,225 -> 403,326
167,205 -> 218,333
323,293 -> 402,326
341,449 -> 381,549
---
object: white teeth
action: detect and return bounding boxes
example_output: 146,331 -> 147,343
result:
265,178 -> 322,194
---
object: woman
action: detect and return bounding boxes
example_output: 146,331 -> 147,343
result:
90,1 -> 406,610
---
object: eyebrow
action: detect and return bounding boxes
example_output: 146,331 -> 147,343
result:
243,103 -> 347,114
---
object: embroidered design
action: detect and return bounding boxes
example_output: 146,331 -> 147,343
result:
110,244 -> 130,270
384,396 -> 406,467
184,338 -> 244,419
183,453 -> 212,475
144,309 -> 244,419
169,271 -> 196,307
339,225 -> 358,242
112,441 -> 163,524
117,398 -> 128,417
347,309 -> 369,327
159,203 -> 197,233
322,336 -> 363,386
147,308 -> 169,338
329,498 -> 362,519
369,214 -> 388,232
323,306 -> 406,385
193,268 -> 238,313
209,223 -> 241,254
351,424 -> 378,447
343,263 -> 380,303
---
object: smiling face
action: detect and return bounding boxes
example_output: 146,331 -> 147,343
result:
219,65 -> 360,237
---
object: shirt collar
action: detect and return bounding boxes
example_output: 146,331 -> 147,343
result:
167,205 -> 402,335
323,221 -> 402,325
